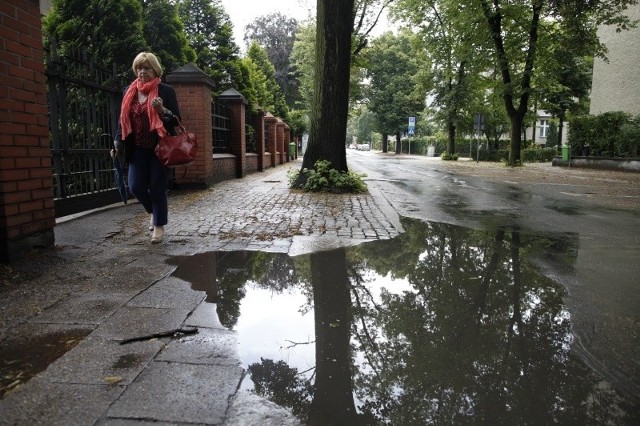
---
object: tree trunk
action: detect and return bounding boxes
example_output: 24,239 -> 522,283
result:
381,132 -> 388,153
508,113 -> 524,165
395,132 -> 401,154
447,122 -> 455,155
296,0 -> 354,186
308,248 -> 358,425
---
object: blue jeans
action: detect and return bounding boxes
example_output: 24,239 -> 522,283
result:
128,147 -> 168,226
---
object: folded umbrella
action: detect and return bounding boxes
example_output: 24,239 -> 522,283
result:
113,155 -> 128,204
107,135 -> 128,205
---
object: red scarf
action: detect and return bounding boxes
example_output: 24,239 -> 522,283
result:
119,77 -> 166,139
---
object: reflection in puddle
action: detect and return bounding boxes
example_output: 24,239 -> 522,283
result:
0,328 -> 92,397
169,218 -> 639,425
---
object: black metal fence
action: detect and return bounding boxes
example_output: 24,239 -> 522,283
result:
212,100 -> 231,153
264,120 -> 270,152
46,42 -> 235,216
245,109 -> 256,153
45,40 -> 127,217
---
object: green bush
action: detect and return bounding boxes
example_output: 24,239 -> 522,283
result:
288,160 -> 367,193
522,147 -> 557,162
472,149 -> 509,162
440,152 -> 459,161
569,112 -> 640,157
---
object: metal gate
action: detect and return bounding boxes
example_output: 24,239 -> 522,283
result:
45,41 -> 128,217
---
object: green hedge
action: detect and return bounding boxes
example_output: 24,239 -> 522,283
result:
569,112 -> 640,157
398,136 -> 504,157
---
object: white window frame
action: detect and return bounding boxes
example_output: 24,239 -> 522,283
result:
539,119 -> 549,138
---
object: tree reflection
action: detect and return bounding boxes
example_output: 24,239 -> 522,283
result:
307,248 -> 359,425
206,218 -> 637,424
350,219 -> 633,425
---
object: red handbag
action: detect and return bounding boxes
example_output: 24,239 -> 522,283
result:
155,118 -> 198,167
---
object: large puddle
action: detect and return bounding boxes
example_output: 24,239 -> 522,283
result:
170,217 -> 639,425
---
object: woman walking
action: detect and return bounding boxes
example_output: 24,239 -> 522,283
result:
112,52 -> 180,243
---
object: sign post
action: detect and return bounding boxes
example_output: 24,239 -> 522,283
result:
408,116 -> 415,155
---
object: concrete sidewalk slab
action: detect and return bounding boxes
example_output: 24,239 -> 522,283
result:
0,163 -> 403,425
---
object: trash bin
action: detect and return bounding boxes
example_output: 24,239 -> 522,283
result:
561,145 -> 570,161
289,143 -> 296,160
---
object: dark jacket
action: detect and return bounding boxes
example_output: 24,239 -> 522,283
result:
115,82 -> 181,163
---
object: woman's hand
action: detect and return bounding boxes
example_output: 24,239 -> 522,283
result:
151,97 -> 164,114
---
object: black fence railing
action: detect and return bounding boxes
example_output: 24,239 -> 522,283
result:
45,39 -> 128,217
264,120 -> 270,152
212,100 -> 231,153
245,109 -> 256,153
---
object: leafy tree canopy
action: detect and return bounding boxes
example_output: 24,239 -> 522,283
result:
43,0 -> 148,74
177,0 -> 240,91
246,42 -> 288,118
142,0 -> 196,74
366,30 -> 425,138
244,12 -> 301,107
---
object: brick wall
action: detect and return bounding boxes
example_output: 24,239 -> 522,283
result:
246,154 -> 259,173
213,155 -> 237,183
0,0 -> 55,261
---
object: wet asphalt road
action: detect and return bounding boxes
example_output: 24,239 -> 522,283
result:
348,150 -> 640,402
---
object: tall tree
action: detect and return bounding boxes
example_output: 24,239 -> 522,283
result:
43,0 -> 148,73
535,25 -> 593,148
244,13 -> 301,107
366,30 -> 425,154
392,0 -> 489,155
476,0 -> 636,165
290,23 -> 317,110
294,0 -> 355,185
141,0 -> 196,74
177,0 -> 239,91
246,42 -> 288,118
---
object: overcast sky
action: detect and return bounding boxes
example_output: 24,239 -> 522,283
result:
219,0 -> 394,51
219,0 -> 315,49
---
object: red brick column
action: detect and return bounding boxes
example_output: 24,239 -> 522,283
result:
0,0 -> 55,262
166,63 -> 215,187
219,89 -> 247,178
264,113 -> 278,168
254,108 -> 265,171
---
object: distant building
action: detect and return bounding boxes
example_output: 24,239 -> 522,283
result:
589,3 -> 640,115
524,110 -> 568,146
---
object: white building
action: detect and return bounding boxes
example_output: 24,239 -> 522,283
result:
590,3 -> 640,115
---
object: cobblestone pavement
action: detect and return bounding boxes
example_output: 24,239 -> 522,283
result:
94,161 -> 404,258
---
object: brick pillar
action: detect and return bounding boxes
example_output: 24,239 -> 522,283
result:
276,118 -> 285,165
0,0 -> 55,262
254,108 -> 265,171
264,113 -> 278,168
166,63 -> 215,188
219,89 -> 247,178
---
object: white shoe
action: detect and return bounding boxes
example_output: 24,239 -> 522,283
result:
151,226 -> 164,244
148,214 -> 154,232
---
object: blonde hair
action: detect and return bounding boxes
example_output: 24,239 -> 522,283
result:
131,52 -> 163,77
